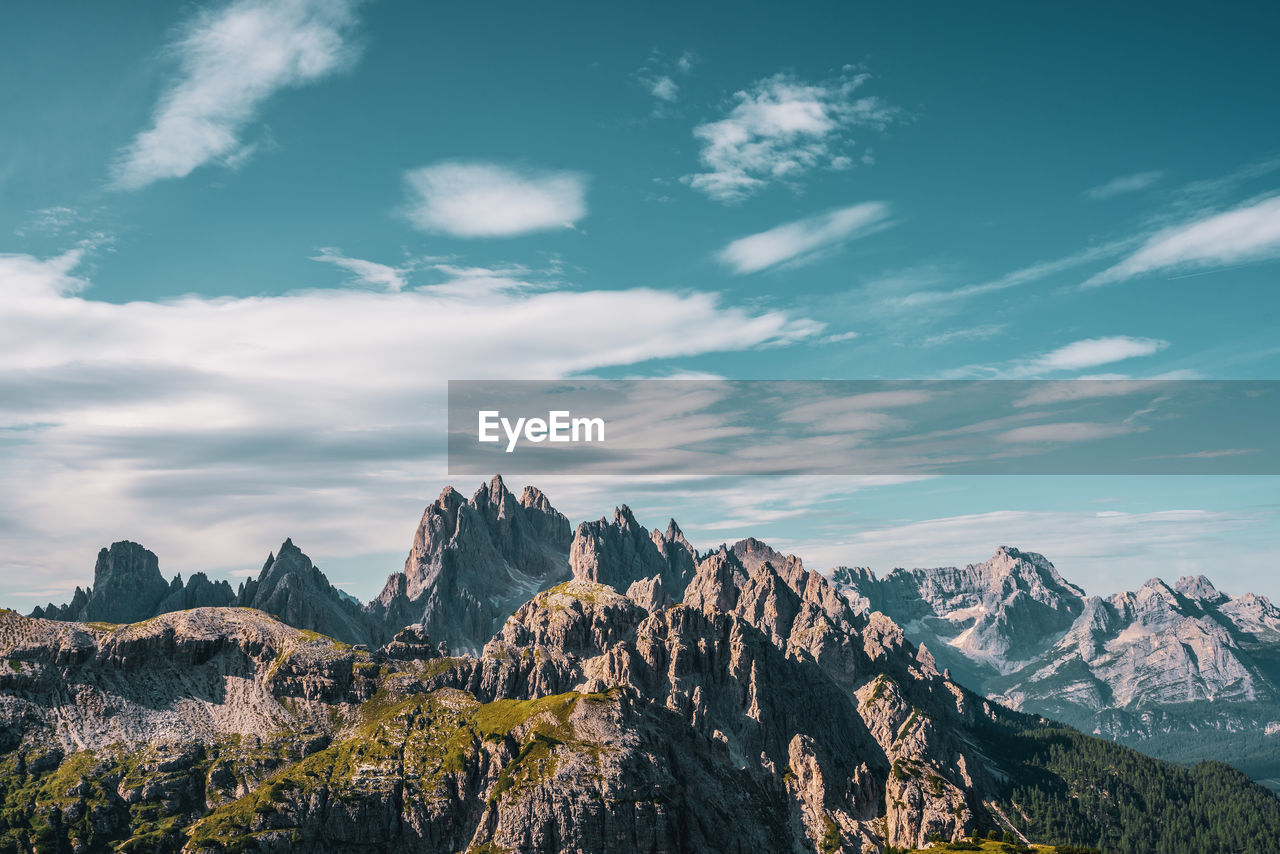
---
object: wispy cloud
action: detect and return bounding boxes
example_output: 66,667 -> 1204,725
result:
888,239 -> 1134,310
716,202 -> 891,274
1148,448 -> 1259,460
402,161 -> 587,238
1029,336 -> 1169,373
996,421 -> 1138,443
16,206 -> 82,238
1086,194 -> 1280,286
311,248 -> 410,292
1085,170 -> 1164,200
635,50 -> 695,110
922,323 -> 1006,347
683,70 -> 898,203
111,0 -> 363,190
945,335 -> 1169,379
310,250 -> 564,297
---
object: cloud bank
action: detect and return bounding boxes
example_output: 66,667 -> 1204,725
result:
0,250 -> 821,598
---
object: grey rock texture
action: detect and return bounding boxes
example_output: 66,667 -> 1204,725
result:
832,546 -> 1086,681
570,507 -> 697,599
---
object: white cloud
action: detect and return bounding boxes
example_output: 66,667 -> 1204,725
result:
888,239 -> 1134,311
996,421 -> 1137,443
1,249 -> 88,299
1085,170 -> 1164,200
1012,379 -> 1163,408
0,250 -> 822,600
716,202 -> 891,274
921,323 -> 1006,347
943,336 -> 1169,380
684,71 -> 898,202
311,248 -> 409,292
403,162 -> 587,238
1030,336 -> 1169,372
1086,195 -> 1280,286
635,50 -> 694,112
111,0 -> 362,190
650,76 -> 679,102
1150,448 -> 1259,460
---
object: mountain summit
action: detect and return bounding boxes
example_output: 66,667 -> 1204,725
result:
369,475 -> 573,653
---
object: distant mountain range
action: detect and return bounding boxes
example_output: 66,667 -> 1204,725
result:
831,546 -> 1280,789
9,477 -> 1280,852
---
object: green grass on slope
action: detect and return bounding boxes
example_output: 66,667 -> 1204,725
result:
187,689 -> 611,853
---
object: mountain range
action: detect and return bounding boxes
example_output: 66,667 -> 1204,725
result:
831,546 -> 1280,788
6,476 -> 1280,853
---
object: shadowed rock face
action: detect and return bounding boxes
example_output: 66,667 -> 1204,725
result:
30,541 -> 176,624
84,542 -> 173,623
369,475 -> 573,655
237,539 -> 381,647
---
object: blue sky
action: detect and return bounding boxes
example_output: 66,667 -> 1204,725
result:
2,0 -> 1278,606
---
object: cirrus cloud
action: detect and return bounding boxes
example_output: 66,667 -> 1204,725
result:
1085,195 -> 1280,286
716,202 -> 892,274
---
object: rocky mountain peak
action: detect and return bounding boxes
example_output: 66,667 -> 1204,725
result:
829,546 -> 1088,681
83,541 -> 171,624
1128,577 -> 1185,614
240,539 -> 380,646
830,566 -> 878,614
985,546 -> 1085,599
682,547 -> 748,615
571,506 -> 696,600
1175,574 -> 1228,605
519,484 -> 553,512
662,517 -> 686,544
732,536 -> 807,588
370,477 -> 573,655
474,473 -> 518,520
